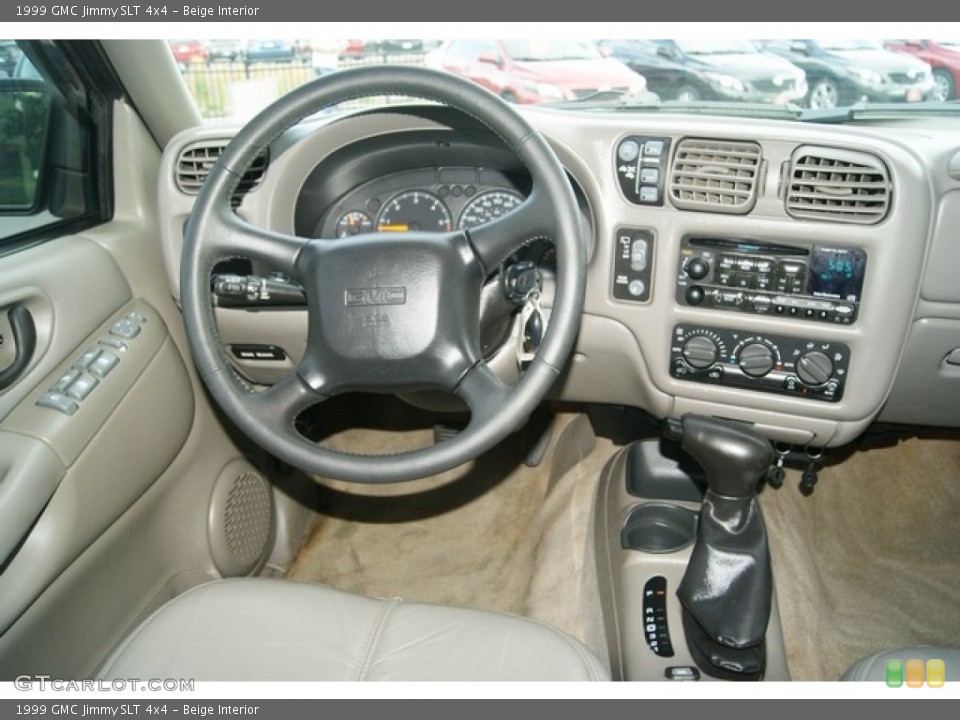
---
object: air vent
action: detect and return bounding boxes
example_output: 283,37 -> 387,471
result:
669,138 -> 762,214
175,141 -> 268,208
786,146 -> 890,224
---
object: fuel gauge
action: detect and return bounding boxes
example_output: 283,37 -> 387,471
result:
335,210 -> 374,238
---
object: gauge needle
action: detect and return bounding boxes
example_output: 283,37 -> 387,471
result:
378,224 -> 410,231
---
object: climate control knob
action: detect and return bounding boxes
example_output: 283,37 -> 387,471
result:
682,335 -> 719,370
796,351 -> 834,387
738,343 -> 776,377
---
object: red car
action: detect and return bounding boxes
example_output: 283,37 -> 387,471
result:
167,40 -> 208,68
885,39 -> 960,101
424,39 -> 645,103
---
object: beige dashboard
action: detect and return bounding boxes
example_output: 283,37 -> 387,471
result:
157,104 -> 960,449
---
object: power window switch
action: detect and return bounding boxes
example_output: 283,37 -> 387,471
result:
88,351 -> 119,379
72,347 -> 101,370
66,374 -> 99,401
36,392 -> 80,416
49,368 -> 81,394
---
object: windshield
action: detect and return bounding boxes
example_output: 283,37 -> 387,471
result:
817,39 -> 883,51
499,39 -> 601,62
675,39 -> 760,55
168,35 -> 958,122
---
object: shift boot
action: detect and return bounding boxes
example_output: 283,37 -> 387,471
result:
673,415 -> 774,680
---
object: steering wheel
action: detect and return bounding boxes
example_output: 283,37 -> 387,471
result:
181,65 -> 586,483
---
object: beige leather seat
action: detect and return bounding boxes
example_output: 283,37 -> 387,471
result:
98,578 -> 610,681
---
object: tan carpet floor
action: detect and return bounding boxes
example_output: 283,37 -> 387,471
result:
760,435 -> 960,681
286,402 -> 619,658
284,394 -> 960,682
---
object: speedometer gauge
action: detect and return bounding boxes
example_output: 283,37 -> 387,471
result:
458,190 -> 524,230
377,191 -> 451,232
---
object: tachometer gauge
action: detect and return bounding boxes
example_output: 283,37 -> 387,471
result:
335,210 -> 374,237
458,190 -> 524,229
377,191 -> 451,232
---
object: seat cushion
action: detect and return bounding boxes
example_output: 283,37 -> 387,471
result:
98,578 -> 610,681
841,647 -> 959,681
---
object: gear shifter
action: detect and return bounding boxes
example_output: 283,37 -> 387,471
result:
671,415 -> 774,680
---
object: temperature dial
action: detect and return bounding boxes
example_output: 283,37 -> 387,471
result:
796,351 -> 834,387
738,343 -> 776,377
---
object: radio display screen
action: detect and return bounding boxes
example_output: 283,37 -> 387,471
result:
808,246 -> 867,302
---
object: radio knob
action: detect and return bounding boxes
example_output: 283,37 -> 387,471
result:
682,335 -> 719,370
685,286 -> 706,305
796,351 -> 834,387
738,343 -> 776,377
685,258 -> 710,280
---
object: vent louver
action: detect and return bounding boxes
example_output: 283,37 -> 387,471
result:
786,146 -> 890,224
669,138 -> 762,214
175,141 -> 268,208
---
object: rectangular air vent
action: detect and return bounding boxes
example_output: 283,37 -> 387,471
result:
175,141 -> 268,207
669,138 -> 762,214
785,146 -> 890,224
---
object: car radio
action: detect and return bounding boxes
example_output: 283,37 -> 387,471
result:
675,237 -> 867,324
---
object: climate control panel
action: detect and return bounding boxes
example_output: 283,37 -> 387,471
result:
670,324 -> 850,402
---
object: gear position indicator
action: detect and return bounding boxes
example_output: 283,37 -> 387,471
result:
643,575 -> 674,657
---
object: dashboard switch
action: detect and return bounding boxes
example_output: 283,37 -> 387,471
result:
630,238 -> 649,272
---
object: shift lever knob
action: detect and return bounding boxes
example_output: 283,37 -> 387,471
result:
673,414 -> 774,680
680,415 -> 773,497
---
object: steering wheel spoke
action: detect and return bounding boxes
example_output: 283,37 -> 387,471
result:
243,371 -> 324,429
455,361 -> 512,427
465,189 -> 553,274
201,208 -> 309,282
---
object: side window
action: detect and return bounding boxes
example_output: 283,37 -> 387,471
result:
0,40 -> 108,247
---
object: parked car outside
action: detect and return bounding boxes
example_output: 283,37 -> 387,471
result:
598,38 -> 807,105
205,39 -> 243,64
167,39 -> 207,69
243,39 -> 296,65
424,38 -> 645,104
762,39 -> 934,109
884,39 -> 960,101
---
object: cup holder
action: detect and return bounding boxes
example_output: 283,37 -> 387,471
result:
621,502 -> 698,553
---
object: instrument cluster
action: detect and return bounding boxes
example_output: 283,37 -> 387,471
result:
312,167 -> 528,239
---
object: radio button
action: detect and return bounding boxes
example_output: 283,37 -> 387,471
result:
734,273 -> 754,289
755,274 -> 773,291
755,259 -> 776,274
835,304 -> 855,317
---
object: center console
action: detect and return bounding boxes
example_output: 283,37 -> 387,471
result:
594,433 -> 791,682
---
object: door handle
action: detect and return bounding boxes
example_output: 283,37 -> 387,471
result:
0,304 -> 37,391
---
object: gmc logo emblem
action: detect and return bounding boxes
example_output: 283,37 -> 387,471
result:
344,287 -> 407,307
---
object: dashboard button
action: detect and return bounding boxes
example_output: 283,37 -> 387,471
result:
72,348 -> 101,370
639,186 -> 659,203
644,140 -> 664,156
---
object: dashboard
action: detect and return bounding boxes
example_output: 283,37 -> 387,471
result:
158,102 -> 960,449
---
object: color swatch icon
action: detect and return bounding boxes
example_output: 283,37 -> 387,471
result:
886,658 -> 946,688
